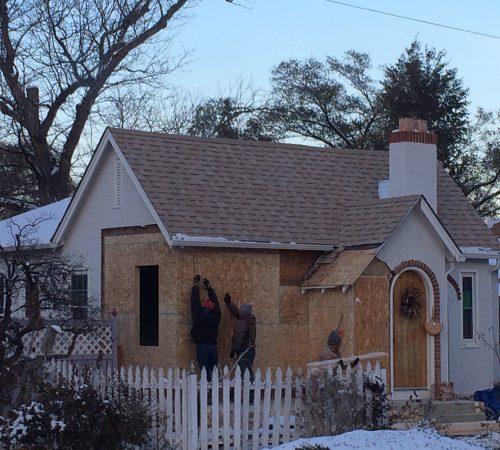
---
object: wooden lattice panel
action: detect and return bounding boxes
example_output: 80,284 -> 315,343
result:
22,323 -> 113,357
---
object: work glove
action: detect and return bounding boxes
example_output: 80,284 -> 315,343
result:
229,350 -> 235,359
193,274 -> 201,286
202,278 -> 210,289
223,293 -> 231,304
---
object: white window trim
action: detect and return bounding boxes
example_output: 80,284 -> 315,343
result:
460,271 -> 479,347
113,157 -> 123,209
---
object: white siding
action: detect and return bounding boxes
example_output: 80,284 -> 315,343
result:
448,259 -> 498,394
60,144 -> 156,307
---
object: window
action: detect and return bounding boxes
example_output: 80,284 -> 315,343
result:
0,274 -> 5,315
462,273 -> 475,340
139,266 -> 159,346
71,272 -> 88,320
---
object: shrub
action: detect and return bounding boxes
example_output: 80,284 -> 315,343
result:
0,382 -> 150,450
304,368 -> 389,437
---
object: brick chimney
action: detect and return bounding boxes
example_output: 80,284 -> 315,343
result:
388,118 -> 438,211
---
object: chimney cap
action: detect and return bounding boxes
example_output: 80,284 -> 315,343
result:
389,117 -> 437,145
398,118 -> 428,132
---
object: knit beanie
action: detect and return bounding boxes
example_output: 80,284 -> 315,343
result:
202,300 -> 215,311
327,330 -> 342,347
239,304 -> 252,316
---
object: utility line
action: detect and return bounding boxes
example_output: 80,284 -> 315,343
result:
324,0 -> 500,40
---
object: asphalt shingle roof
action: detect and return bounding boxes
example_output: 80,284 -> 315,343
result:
109,128 -> 498,249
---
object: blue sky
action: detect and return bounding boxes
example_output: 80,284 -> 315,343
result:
168,0 -> 500,112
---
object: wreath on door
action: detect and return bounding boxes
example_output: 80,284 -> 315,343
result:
399,287 -> 422,318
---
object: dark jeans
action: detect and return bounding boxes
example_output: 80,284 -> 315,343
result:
196,343 -> 218,381
237,347 -> 255,382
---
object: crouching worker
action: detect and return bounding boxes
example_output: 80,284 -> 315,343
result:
191,275 -> 221,381
224,293 -> 256,381
318,330 -> 342,361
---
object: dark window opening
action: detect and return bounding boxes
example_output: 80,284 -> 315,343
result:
71,273 -> 88,320
139,266 -> 159,346
0,275 -> 5,315
462,275 -> 474,340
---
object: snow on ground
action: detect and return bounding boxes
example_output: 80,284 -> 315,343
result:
264,428 -> 491,450
461,433 -> 500,450
0,198 -> 70,247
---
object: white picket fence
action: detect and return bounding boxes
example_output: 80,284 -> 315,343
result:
47,360 -> 386,450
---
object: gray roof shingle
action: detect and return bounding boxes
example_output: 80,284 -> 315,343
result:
109,128 -> 498,249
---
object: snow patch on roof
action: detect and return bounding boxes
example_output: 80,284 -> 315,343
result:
172,233 -> 301,247
0,198 -> 71,248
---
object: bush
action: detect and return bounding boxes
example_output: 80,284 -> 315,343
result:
304,368 -> 388,437
0,382 -> 150,450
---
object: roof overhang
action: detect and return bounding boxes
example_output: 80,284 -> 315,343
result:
460,247 -> 500,259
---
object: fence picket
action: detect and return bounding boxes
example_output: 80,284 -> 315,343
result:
222,366 -> 231,450
272,367 -> 283,448
283,368 -> 292,443
166,368 -> 174,442
211,367 -> 220,449
158,367 -> 165,442
150,368 -> 158,434
251,369 -> 262,450
181,369 -> 188,449
241,369 -> 251,446
294,368 -> 303,439
261,368 -> 272,449
199,369 -> 208,450
174,368 -> 182,445
187,371 -> 198,450
233,365 -> 242,449
252,369 -> 262,450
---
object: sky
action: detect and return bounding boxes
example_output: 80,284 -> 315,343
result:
165,0 -> 500,112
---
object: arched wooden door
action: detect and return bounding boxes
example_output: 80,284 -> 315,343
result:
393,270 -> 428,389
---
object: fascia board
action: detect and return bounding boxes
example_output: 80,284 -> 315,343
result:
106,133 -> 174,248
419,199 -> 463,262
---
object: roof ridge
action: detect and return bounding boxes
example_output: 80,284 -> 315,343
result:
107,127 -> 388,156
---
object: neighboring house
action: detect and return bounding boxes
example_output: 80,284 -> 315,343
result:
7,117 -> 499,399
0,198 -> 72,318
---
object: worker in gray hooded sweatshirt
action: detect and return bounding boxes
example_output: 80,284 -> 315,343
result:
224,293 -> 256,381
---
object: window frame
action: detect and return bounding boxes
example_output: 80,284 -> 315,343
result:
460,271 -> 477,344
71,271 -> 88,320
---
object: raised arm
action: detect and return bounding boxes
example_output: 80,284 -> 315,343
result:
223,293 -> 240,319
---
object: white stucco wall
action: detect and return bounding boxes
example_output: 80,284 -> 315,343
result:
377,208 -> 448,392
448,259 -> 499,395
59,144 -> 156,307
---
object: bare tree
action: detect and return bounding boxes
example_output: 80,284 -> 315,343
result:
0,0 -> 196,208
0,216 -> 97,412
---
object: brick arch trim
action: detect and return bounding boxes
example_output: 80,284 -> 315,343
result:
447,274 -> 462,301
393,259 -> 441,384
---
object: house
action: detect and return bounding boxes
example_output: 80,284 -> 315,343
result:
7,117 -> 497,400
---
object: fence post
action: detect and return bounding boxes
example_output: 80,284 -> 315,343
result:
187,370 -> 198,450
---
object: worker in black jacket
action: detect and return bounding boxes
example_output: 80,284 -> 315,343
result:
191,275 -> 221,381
